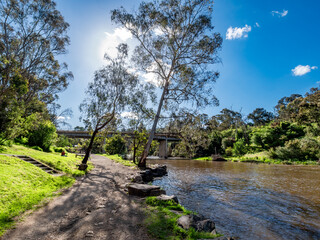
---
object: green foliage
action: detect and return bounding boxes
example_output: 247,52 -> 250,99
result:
104,134 -> 126,155
145,197 -> 220,240
0,155 -> 75,235
31,146 -> 43,151
130,130 -> 148,163
270,137 -> 320,161
232,139 -> 248,156
250,122 -> 305,150
52,147 -> 67,153
221,138 -> 234,150
225,147 -> 233,157
28,121 -> 57,151
55,135 -> 72,148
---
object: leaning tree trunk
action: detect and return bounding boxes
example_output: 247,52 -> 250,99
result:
79,129 -> 98,170
138,82 -> 168,168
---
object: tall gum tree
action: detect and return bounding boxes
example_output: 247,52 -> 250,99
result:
79,44 -> 149,169
112,0 -> 222,167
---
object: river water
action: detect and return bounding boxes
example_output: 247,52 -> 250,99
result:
150,160 -> 320,240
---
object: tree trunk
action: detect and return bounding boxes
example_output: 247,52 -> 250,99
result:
79,129 -> 98,169
133,138 -> 136,164
138,83 -> 168,168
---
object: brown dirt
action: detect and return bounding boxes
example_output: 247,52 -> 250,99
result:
2,155 -> 153,240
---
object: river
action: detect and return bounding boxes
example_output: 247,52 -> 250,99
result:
150,159 -> 320,240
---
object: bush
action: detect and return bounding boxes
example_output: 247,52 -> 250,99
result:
221,137 -> 234,150
31,146 -> 43,151
270,137 -> 320,161
52,147 -> 67,153
232,138 -> 248,156
55,135 -> 72,147
104,134 -> 126,155
28,120 -> 57,151
225,147 -> 233,156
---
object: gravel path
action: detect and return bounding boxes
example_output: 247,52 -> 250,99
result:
2,155 -> 152,240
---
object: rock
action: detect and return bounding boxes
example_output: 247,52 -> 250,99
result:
196,219 -> 215,233
85,231 -> 94,237
140,169 -> 154,182
156,194 -> 179,204
127,183 -> 166,197
177,215 -> 193,230
131,175 -> 143,183
177,214 -> 216,233
150,164 -> 167,177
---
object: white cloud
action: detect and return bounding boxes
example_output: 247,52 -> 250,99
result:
57,116 -> 65,120
100,27 -> 132,58
121,111 -> 138,119
226,24 -> 252,40
271,10 -> 288,17
255,22 -> 260,28
292,65 -> 318,76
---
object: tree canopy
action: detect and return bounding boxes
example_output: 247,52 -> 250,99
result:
112,0 -> 222,166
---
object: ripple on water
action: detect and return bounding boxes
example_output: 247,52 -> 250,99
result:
152,160 -> 320,240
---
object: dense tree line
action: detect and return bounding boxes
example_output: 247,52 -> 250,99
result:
0,0 -> 72,150
167,86 -> 320,162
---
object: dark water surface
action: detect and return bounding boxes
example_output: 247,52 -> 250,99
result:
151,160 -> 320,240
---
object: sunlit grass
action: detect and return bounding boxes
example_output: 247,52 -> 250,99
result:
2,145 -> 93,176
0,155 -> 75,236
100,154 -> 137,167
145,196 -> 221,240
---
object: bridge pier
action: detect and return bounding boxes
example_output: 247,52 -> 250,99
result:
158,139 -> 168,159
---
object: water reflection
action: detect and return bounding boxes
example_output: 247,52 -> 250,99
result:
152,160 -> 320,240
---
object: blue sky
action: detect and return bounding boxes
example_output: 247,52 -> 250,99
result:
54,0 -> 320,128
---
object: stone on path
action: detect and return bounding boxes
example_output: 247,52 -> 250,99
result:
127,183 -> 166,197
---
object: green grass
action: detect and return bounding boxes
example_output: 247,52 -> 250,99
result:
100,154 -> 137,167
225,151 -> 319,165
193,156 -> 212,161
144,197 -> 221,240
2,145 -> 93,176
0,155 -> 75,236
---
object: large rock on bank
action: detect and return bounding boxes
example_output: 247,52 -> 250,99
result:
127,183 -> 166,197
177,214 -> 216,234
139,164 -> 168,182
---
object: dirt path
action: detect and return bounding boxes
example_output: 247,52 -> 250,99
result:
3,155 -> 153,240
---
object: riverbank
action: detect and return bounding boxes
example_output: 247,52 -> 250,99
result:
2,154 -> 152,240
193,151 -> 320,165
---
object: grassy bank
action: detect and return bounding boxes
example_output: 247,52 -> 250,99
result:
2,145 -> 93,176
225,151 -> 319,165
100,154 -> 136,167
145,197 -> 221,240
0,145 -> 94,236
194,152 -> 319,165
0,155 -> 75,235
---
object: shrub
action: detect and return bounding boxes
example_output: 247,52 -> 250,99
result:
52,147 -> 67,153
232,138 -> 248,156
104,134 -> 126,155
28,120 -> 57,151
31,146 -> 43,151
55,135 -> 72,147
225,147 -> 233,156
270,137 -> 320,161
221,137 -> 234,150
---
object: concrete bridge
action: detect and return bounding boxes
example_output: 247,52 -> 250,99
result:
56,130 -> 181,158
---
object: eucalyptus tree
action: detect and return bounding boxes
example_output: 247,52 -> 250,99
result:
247,108 -> 274,126
112,0 -> 222,167
79,44 -> 148,169
0,0 -> 72,135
